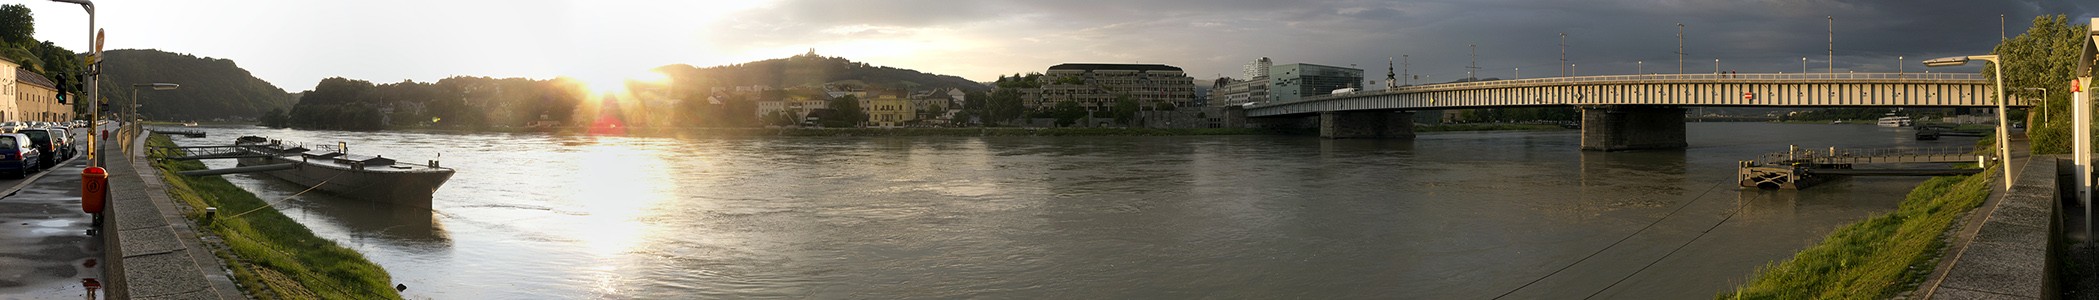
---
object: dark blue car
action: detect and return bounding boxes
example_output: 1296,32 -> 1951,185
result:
0,133 -> 40,178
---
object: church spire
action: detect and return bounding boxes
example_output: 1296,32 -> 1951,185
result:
1386,57 -> 1398,89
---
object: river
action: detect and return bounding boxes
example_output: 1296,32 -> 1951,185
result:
161,122 -> 1971,299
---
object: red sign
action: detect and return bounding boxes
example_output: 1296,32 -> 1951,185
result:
2076,79 -> 2084,93
1743,92 -> 1755,100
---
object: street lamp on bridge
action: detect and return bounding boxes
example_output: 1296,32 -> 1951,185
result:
1923,55 -> 2011,189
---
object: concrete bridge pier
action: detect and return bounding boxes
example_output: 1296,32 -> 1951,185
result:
1580,105 -> 1686,151
1319,110 -> 1415,139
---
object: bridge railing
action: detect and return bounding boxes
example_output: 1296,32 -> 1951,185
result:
1747,145 -> 1986,166
1266,72 -> 1987,107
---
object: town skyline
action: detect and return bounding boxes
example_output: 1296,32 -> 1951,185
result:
20,0 -> 2097,91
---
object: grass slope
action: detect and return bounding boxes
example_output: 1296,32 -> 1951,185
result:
146,134 -> 399,299
1720,169 -> 1994,299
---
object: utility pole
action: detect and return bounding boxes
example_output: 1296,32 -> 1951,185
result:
2000,14 -> 2006,41
1402,55 -> 1410,86
1677,23 -> 1685,74
1827,16 -> 1834,73
1560,32 -> 1568,77
1468,44 -> 1479,81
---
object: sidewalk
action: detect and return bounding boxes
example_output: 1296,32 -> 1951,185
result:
0,137 -> 104,298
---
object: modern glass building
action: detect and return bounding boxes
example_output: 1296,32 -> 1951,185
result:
1267,63 -> 1363,103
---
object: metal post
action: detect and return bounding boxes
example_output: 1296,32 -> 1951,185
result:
1677,23 -> 1685,74
2076,77 -> 2092,233
1992,58 -> 2011,190
1828,16 -> 1835,73
1560,32 -> 1568,77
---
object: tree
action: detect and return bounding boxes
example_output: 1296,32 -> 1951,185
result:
258,108 -> 287,128
0,5 -> 31,46
824,95 -> 865,127
1050,101 -> 1086,127
1110,95 -> 1139,125
987,89 -> 1026,125
1993,15 -> 2089,154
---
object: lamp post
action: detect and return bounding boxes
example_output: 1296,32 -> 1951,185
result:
2022,87 -> 2047,123
1803,57 -> 1808,74
1714,58 -> 1720,74
1899,56 -> 1905,75
129,83 -> 178,123
1924,55 -> 2010,189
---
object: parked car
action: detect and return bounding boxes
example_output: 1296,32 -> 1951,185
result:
44,127 -> 72,160
17,129 -> 57,168
0,133 -> 39,178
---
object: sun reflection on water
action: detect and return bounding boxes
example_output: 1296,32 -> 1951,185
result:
561,138 -> 678,258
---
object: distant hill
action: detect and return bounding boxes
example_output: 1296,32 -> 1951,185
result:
655,52 -> 989,93
96,49 -> 296,121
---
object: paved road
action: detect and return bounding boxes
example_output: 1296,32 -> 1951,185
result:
0,126 -> 111,299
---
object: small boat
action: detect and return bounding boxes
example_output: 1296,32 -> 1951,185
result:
1876,115 -> 1912,127
230,136 -> 454,207
182,121 -> 199,127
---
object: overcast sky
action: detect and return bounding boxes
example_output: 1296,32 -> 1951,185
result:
22,0 -> 2099,91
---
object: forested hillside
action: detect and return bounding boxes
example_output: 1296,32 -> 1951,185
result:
98,49 -> 296,121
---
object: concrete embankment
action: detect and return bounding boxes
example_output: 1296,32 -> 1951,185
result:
102,125 -> 242,299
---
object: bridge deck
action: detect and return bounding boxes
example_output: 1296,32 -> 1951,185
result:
1248,73 -> 2010,117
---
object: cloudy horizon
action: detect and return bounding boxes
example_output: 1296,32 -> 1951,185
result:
23,0 -> 2099,92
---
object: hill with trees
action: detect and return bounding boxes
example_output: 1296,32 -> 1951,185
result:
272,53 -> 992,130
97,49 -> 297,121
655,51 -> 989,94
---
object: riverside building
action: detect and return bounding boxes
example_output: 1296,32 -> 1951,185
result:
1020,63 -> 1197,110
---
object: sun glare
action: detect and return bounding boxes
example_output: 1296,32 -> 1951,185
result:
577,71 -> 672,96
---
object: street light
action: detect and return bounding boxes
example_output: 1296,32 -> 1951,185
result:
1923,54 -> 2011,189
129,83 -> 178,123
48,0 -> 98,167
2022,87 -> 2048,123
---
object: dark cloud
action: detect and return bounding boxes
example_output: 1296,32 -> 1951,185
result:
712,0 -> 2099,81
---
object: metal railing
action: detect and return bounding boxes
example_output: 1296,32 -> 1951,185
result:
1745,145 -> 1986,166
1258,72 -> 1988,107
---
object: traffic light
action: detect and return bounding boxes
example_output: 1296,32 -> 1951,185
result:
55,93 -> 65,104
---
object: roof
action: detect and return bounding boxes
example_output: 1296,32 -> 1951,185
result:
14,69 -> 56,90
1048,63 -> 1184,72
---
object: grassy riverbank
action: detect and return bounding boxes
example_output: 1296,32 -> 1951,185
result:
145,134 -> 399,299
1720,168 -> 1994,299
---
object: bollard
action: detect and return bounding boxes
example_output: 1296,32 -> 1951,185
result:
81,167 -> 108,214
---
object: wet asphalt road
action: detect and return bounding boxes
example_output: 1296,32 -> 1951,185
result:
0,129 -> 106,299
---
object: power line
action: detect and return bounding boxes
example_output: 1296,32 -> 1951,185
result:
1583,199 -> 1746,299
1489,179 -> 1735,299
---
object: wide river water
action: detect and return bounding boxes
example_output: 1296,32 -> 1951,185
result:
163,122 -> 1972,299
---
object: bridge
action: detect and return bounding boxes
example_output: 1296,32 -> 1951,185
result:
1243,73 -> 2020,151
